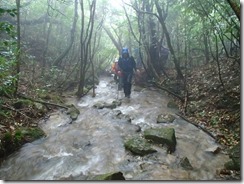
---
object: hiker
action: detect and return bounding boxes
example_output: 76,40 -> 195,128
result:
111,59 -> 119,82
118,47 -> 136,98
111,59 -> 123,91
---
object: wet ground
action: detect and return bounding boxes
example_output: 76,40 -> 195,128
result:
0,77 -> 230,180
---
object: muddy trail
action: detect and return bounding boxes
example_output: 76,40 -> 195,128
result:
0,77 -> 230,180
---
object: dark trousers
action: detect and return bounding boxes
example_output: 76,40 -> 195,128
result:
122,72 -> 133,97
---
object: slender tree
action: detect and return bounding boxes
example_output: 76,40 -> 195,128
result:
77,0 -> 97,97
15,0 -> 21,96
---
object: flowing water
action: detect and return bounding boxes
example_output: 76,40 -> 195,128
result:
0,77 -> 230,180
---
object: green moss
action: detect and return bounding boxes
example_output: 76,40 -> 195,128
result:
124,136 -> 157,156
224,161 -> 239,171
0,127 -> 45,159
14,130 -> 24,143
144,128 -> 177,153
3,132 -> 12,142
67,104 -> 80,121
21,127 -> 45,140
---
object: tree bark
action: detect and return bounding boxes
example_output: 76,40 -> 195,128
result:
14,0 -> 21,96
225,0 -> 240,21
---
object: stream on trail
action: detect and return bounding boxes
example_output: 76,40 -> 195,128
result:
0,77 -> 230,180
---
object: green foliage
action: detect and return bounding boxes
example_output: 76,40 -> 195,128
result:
0,56 -> 17,97
21,127 -> 45,140
0,6 -> 17,97
3,132 -> 12,142
210,116 -> 219,126
0,8 -> 17,38
0,8 -> 17,17
14,130 -> 24,143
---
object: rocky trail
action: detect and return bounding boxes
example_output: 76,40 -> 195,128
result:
0,77 -> 237,180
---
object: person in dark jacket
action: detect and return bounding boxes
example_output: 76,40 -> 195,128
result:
118,47 -> 136,98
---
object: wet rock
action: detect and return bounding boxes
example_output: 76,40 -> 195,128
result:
34,102 -> 47,113
224,143 -> 240,171
135,125 -> 141,132
113,110 -> 132,122
144,128 -> 177,153
104,100 -> 122,109
91,171 -> 125,180
179,157 -> 193,170
93,102 -> 105,109
66,104 -> 80,121
157,113 -> 175,123
124,136 -> 157,156
93,100 -> 122,109
205,146 -> 221,154
118,114 -> 131,122
114,110 -> 122,116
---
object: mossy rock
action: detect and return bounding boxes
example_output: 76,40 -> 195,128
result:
124,136 -> 157,156
34,102 -> 48,114
104,100 -> 122,109
179,157 -> 193,170
93,102 -> 105,109
144,128 -> 177,153
157,113 -> 175,123
93,100 -> 122,110
92,172 -> 125,180
67,104 -> 80,121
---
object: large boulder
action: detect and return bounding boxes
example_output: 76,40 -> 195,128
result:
144,128 -> 177,153
124,136 -> 157,156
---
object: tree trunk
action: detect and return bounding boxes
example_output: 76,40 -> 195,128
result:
155,0 -> 184,80
77,0 -> 96,98
42,21 -> 52,75
203,34 -> 210,64
226,0 -> 240,21
15,0 -> 21,96
103,26 -> 122,53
